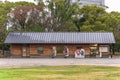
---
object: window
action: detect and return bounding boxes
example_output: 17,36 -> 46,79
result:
99,45 -> 109,52
37,47 -> 43,54
57,47 -> 63,54
99,47 -> 108,52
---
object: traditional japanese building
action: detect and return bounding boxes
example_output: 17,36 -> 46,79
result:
5,32 -> 115,58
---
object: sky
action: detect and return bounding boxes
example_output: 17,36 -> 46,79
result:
1,0 -> 120,12
105,0 -> 120,12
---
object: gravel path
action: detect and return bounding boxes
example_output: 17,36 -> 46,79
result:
0,58 -> 120,68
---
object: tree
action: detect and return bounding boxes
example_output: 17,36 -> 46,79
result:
74,5 -> 106,32
0,1 -> 14,50
7,5 -> 44,32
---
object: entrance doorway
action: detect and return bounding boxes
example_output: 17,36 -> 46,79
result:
90,44 -> 98,57
22,44 -> 30,57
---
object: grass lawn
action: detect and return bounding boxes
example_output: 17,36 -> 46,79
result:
0,66 -> 120,80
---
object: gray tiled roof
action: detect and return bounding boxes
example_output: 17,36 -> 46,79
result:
5,32 -> 115,44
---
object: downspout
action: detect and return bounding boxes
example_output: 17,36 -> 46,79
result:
110,44 -> 114,58
112,44 -> 115,55
110,44 -> 112,58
